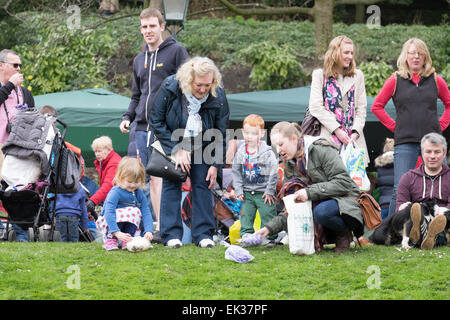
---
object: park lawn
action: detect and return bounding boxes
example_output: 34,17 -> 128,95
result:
0,241 -> 448,300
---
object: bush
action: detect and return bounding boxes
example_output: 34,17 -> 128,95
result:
239,41 -> 308,91
11,11 -> 141,95
359,61 -> 394,97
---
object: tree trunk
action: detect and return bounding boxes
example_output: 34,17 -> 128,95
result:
355,3 -> 365,23
314,0 -> 334,60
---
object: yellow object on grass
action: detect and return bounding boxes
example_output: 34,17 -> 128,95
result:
229,211 -> 261,244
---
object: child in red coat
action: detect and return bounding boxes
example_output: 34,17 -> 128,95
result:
86,136 -> 122,213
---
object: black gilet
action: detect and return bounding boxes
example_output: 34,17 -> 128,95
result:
392,73 -> 440,145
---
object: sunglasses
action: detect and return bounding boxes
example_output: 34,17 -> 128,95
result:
0,61 -> 22,69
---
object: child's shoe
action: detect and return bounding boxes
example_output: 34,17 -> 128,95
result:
103,238 -> 119,251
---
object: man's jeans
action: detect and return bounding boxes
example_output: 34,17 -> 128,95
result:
134,130 -> 156,222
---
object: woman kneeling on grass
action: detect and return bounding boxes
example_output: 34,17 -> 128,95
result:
254,122 -> 364,253
96,157 -> 154,250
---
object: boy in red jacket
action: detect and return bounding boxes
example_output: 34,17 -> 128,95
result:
86,136 -> 122,213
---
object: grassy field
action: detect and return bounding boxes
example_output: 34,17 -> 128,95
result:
0,241 -> 448,301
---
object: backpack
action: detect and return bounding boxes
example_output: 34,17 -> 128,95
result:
50,137 -> 81,194
357,192 -> 382,230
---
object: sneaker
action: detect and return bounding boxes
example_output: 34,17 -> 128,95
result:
103,238 -> 119,251
121,241 -> 128,250
199,238 -> 215,248
409,203 -> 422,244
166,239 -> 182,248
421,215 -> 446,250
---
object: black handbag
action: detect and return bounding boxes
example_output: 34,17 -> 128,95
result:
146,144 -> 188,182
300,108 -> 321,136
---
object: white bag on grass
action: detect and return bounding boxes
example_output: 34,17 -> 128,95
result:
283,195 -> 315,256
340,142 -> 370,192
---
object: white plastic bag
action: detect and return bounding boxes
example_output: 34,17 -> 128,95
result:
283,195 -> 315,255
340,142 -> 370,192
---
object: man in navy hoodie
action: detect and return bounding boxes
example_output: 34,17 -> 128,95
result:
120,8 -> 189,239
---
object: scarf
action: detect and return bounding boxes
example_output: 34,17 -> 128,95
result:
184,93 -> 209,137
277,138 -> 312,200
323,76 -> 355,145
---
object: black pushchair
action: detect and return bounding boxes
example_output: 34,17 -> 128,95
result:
181,168 -> 239,241
0,111 -> 81,242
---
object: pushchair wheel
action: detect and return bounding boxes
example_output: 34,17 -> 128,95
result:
38,229 -> 48,242
49,230 -> 61,242
28,228 -> 35,242
8,230 -> 16,242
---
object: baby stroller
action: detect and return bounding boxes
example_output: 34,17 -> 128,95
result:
181,168 -> 239,241
0,108 -> 81,242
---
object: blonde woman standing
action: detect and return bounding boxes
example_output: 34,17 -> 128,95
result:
150,57 -> 230,248
371,38 -> 450,217
308,35 -> 369,165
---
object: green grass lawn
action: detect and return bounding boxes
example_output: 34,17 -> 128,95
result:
0,241 -> 448,300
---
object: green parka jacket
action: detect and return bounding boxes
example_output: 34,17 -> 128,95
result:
265,137 -> 364,237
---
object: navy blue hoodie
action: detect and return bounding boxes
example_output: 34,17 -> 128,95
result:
122,37 -> 189,132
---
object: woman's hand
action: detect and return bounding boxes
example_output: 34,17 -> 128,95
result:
254,227 -> 270,238
294,189 -> 309,202
350,132 -> 359,142
112,231 -> 133,243
237,194 -> 244,202
262,193 -> 275,206
206,166 -> 218,189
334,128 -> 351,146
174,149 -> 191,173
144,232 -> 153,242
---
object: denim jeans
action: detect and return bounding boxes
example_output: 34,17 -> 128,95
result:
134,130 -> 156,222
135,130 -> 154,169
55,215 -> 79,242
313,199 -> 347,233
388,143 -> 421,217
160,162 -> 214,245
12,224 -> 28,242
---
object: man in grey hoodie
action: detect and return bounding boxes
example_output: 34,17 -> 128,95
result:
119,8 -> 189,238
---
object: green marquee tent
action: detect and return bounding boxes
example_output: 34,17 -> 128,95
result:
35,87 -> 447,168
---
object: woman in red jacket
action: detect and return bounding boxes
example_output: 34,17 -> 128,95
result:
86,136 -> 122,212
371,38 -> 450,217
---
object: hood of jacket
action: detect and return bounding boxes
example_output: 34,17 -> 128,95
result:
374,151 -> 394,168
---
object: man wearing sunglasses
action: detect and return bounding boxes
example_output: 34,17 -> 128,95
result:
0,49 -> 34,144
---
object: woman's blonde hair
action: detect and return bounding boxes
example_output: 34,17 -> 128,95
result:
323,35 -> 356,79
176,56 -> 222,97
91,136 -> 113,151
396,38 -> 435,79
114,157 -> 146,189
270,121 -> 303,141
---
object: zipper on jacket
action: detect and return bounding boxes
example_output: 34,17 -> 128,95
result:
145,48 -> 160,144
